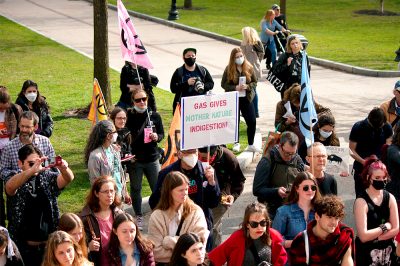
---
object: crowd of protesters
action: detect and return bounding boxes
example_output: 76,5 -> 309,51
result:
1,3 -> 400,266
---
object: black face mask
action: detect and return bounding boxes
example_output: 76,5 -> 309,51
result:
184,57 -> 196,67
372,179 -> 386,190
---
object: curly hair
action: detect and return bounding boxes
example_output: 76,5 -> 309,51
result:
84,120 -> 114,165
226,47 -> 254,84
314,195 -> 345,219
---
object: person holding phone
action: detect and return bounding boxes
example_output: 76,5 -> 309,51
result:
126,88 -> 164,230
4,144 -> 74,265
221,47 -> 258,153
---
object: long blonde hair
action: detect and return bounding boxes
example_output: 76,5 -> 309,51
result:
241,27 -> 261,46
227,47 -> 254,83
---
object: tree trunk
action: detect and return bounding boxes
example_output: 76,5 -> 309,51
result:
184,0 -> 192,9
93,0 -> 112,108
280,0 -> 286,18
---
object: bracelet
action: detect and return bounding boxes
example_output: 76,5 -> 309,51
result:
379,224 -> 388,234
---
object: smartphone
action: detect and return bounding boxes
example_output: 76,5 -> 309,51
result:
42,156 -> 62,168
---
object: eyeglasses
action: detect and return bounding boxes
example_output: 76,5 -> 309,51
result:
115,117 -> 127,120
249,220 -> 268,228
281,146 -> 296,157
133,97 -> 147,103
302,185 -> 317,192
99,189 -> 115,195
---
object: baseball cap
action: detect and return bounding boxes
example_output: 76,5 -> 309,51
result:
395,80 -> 400,90
183,48 -> 197,56
272,4 -> 280,10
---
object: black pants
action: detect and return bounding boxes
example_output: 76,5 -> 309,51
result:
20,242 -> 46,266
238,97 -> 256,145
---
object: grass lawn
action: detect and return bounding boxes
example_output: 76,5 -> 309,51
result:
113,0 -> 400,70
0,16 -> 248,213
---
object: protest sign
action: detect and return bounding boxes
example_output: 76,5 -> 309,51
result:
181,92 -> 239,150
324,146 -> 350,177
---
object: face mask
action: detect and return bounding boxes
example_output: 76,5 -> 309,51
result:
319,129 -> 332,139
182,154 -> 198,168
184,57 -> 196,67
112,132 -> 118,143
133,105 -> 147,113
372,179 -> 386,190
25,92 -> 37,102
235,56 -> 244,65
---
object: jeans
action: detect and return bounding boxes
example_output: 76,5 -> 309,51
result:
129,159 -> 160,215
238,97 -> 257,145
267,40 -> 278,65
253,88 -> 259,118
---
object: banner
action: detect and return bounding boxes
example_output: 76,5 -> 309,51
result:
299,50 -> 318,147
324,146 -> 350,177
88,78 -> 108,125
181,92 -> 239,150
117,0 -> 153,69
161,104 -> 181,169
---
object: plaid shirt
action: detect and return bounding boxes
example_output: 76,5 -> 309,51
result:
0,134 -> 55,181
289,220 -> 354,266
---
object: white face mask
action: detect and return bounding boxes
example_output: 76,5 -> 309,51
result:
133,105 -> 147,113
235,56 -> 244,65
319,129 -> 332,139
112,132 -> 118,143
25,92 -> 37,102
181,154 -> 198,168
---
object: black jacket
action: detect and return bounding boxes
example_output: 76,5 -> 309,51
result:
126,109 -> 164,163
170,64 -> 214,113
119,63 -> 157,111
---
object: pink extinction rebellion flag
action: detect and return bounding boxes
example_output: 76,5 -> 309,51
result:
117,0 -> 153,69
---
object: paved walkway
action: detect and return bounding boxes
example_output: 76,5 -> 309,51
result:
1,0 -> 399,236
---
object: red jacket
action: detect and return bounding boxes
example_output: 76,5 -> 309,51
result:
208,228 -> 287,266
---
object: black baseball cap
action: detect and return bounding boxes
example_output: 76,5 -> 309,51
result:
183,48 -> 197,56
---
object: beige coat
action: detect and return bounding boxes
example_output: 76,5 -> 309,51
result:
241,41 -> 264,79
147,204 -> 209,263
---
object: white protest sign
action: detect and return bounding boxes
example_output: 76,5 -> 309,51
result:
325,146 -> 350,177
181,92 -> 239,150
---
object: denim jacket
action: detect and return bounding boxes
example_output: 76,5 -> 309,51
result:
272,203 -> 315,241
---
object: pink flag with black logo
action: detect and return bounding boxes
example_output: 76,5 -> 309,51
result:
117,0 -> 153,69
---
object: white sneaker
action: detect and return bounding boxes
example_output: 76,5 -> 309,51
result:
246,145 -> 262,153
232,143 -> 241,153
136,215 -> 144,231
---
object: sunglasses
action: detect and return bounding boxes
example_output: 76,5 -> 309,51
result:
249,220 -> 268,228
133,97 -> 147,103
28,161 -> 35,167
302,185 -> 317,192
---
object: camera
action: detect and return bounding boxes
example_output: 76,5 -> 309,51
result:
41,155 -> 62,168
194,77 -> 205,94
